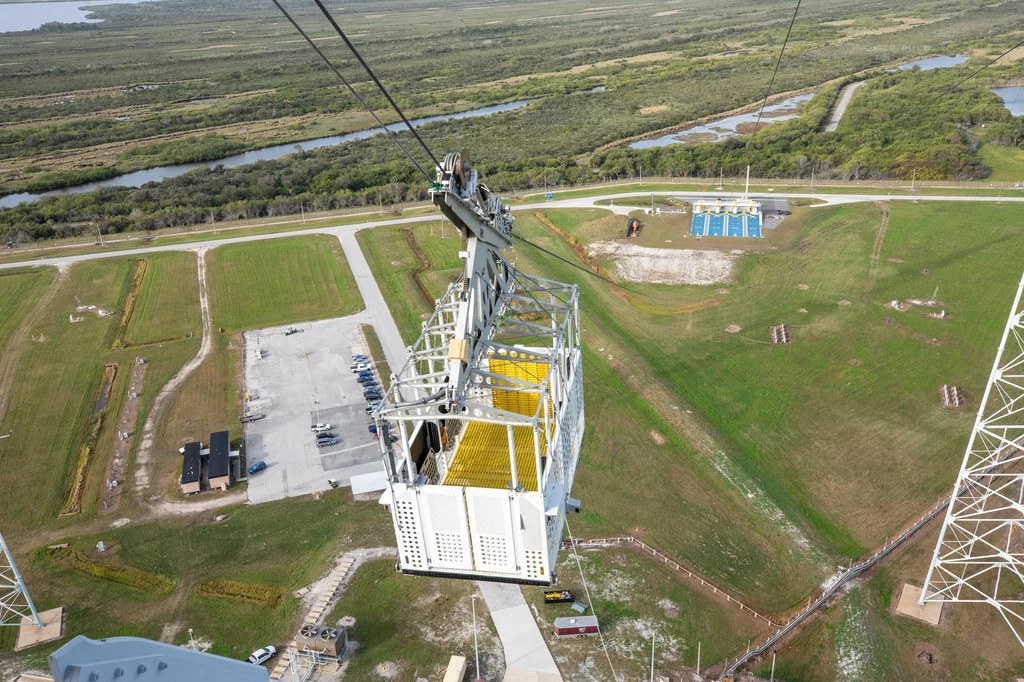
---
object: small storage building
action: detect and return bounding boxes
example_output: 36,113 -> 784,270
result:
208,430 -> 231,491
180,442 -> 201,495
553,615 -> 599,638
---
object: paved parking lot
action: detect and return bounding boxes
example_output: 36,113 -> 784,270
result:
243,314 -> 384,504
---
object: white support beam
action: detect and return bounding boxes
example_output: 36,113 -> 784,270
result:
921,270 -> 1024,647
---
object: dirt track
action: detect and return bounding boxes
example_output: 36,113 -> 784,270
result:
132,248 -> 245,515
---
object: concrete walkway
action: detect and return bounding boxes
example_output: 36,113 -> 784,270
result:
477,581 -> 562,681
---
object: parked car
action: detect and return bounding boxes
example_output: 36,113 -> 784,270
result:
352,354 -> 369,362
248,460 -> 267,475
351,363 -> 371,372
357,376 -> 377,384
367,423 -> 378,434
316,437 -> 337,448
247,646 -> 277,665
310,423 -> 331,433
360,382 -> 380,391
364,392 -> 383,401
284,327 -> 302,336
365,402 -> 382,413
315,432 -> 336,442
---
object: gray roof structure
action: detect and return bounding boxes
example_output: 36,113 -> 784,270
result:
48,635 -> 268,682
208,430 -> 230,478
180,442 -> 201,485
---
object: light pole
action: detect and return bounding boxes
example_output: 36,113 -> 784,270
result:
649,632 -> 656,682
471,594 -> 481,680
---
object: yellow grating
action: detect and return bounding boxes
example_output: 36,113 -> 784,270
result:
489,358 -> 549,417
443,422 -> 544,490
442,357 -> 550,491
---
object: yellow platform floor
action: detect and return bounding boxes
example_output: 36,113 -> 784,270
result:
442,358 -> 549,491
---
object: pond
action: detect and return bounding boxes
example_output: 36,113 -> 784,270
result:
630,93 -> 814,149
0,0 -> 159,33
893,55 -> 968,71
0,98 -> 536,208
991,86 -> 1024,117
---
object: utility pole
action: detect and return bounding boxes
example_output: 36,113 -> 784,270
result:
911,169 -> 916,190
696,640 -> 701,677
770,649 -> 777,681
301,203 -> 306,224
471,595 -> 481,681
96,222 -> 104,247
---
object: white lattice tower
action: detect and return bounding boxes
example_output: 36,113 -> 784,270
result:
921,271 -> 1024,645
0,531 -> 42,628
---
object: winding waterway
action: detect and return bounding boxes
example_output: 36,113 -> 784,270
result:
0,99 -> 536,208
630,93 -> 814,149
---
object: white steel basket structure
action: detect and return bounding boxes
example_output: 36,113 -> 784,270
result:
921,271 -> 1024,644
375,154 -> 583,585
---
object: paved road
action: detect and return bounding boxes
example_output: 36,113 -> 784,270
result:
825,81 -> 865,132
3,189 -> 1024,275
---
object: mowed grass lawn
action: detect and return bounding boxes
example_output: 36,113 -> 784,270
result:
0,268 -> 56,354
14,495 -> 390,663
357,222 -> 462,343
527,548 -> 768,680
517,201 -> 1024,566
206,235 -> 363,331
324,559 -> 498,682
0,259 -> 135,531
125,251 -> 200,345
978,142 -> 1024,182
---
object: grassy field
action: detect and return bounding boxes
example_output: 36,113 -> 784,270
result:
356,221 -> 463,342
324,560 -> 503,682
206,235 -> 363,331
526,546 -> 768,681
360,197 -> 1024,624
977,143 -> 1024,183
9,494 -> 390,665
0,259 -> 135,530
0,268 -> 54,355
525,201 -> 1024,558
124,251 -> 201,345
766,522 -> 1024,681
0,255 -> 207,533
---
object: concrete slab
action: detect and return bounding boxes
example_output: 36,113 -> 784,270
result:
895,583 -> 943,625
477,582 -> 561,680
503,670 -> 563,682
244,315 -> 385,504
15,606 -> 65,650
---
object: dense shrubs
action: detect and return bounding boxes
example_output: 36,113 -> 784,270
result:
49,547 -> 175,594
193,578 -> 285,607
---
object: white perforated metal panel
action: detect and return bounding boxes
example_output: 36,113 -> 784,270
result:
420,486 -> 474,571
390,485 -> 427,570
518,494 -> 548,580
466,488 -> 517,574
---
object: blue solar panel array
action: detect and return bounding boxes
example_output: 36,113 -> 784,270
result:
691,210 -> 762,238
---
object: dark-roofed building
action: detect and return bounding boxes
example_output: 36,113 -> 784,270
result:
208,430 -> 231,491
180,442 -> 201,495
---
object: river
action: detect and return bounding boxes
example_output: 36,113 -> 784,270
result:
0,99 -> 536,209
0,0 -> 160,33
630,93 -> 814,149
